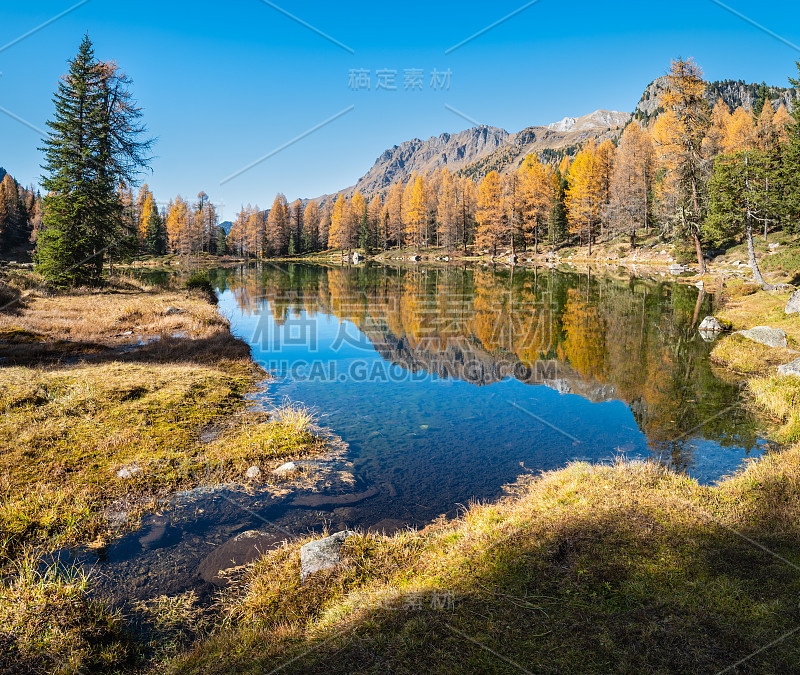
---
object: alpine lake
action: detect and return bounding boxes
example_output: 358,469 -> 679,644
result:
83,262 -> 779,601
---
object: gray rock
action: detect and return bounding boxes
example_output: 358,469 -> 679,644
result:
164,306 -> 184,316
245,465 -> 261,480
198,530 -> 285,585
786,290 -> 800,315
352,252 -> 364,264
116,465 -> 142,479
668,263 -> 688,275
736,326 -> 788,349
271,461 -> 298,475
300,530 -> 355,582
698,316 -> 727,332
292,487 -> 378,508
778,358 -> 800,376
769,242 -> 780,251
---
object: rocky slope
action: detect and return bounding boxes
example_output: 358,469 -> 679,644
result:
635,76 -> 797,123
353,126 -> 510,195
313,75 -> 798,204
331,109 -> 629,201
459,110 -> 630,180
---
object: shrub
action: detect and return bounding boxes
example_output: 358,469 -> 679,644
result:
184,272 -> 215,301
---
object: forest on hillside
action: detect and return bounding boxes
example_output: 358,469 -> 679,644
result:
219,58 -> 800,288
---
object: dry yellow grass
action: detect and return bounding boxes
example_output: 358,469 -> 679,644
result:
748,374 -> 800,442
715,286 -> 800,344
0,282 -> 326,672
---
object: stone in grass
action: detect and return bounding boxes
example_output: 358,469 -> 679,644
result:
736,326 -> 788,349
245,465 -> 261,480
116,465 -> 142,479
272,461 -> 298,475
300,530 -> 355,582
165,306 -> 184,316
698,316 -> 730,333
786,290 -> 800,315
778,358 -> 800,377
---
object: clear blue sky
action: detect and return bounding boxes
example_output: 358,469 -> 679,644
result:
1,0 -> 799,219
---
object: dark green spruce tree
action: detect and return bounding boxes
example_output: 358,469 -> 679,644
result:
37,35 -> 152,284
782,62 -> 800,234
144,200 -> 166,255
753,81 -> 770,117
216,224 -> 227,256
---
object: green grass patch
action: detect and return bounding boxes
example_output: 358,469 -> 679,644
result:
749,374 -> 800,442
710,334 -> 797,375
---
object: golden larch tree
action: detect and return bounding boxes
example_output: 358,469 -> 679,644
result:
475,170 -> 506,257
565,141 -> 601,254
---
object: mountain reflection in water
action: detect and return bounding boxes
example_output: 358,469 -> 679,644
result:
206,262 -> 768,520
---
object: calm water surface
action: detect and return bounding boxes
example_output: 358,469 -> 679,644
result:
209,262 -> 768,526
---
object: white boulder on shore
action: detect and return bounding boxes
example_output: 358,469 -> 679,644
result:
698,316 -> 728,333
272,461 -> 298,475
786,290 -> 800,315
778,358 -> 800,377
736,326 -> 788,349
300,530 -> 355,582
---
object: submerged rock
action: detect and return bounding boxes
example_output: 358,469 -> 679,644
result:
198,529 -> 285,585
778,358 -> 800,377
736,326 -> 788,349
785,290 -> 800,315
292,486 -> 379,508
300,530 -> 355,582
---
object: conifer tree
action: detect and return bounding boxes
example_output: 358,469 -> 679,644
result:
549,169 -> 569,249
329,195 -> 347,250
302,201 -> 321,252
144,198 -> 166,255
707,151 -> 770,285
610,122 -> 655,247
216,224 -> 227,256
37,36 -> 152,284
475,171 -> 505,257
781,61 -> 800,233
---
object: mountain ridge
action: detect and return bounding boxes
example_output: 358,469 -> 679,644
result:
310,76 -> 799,205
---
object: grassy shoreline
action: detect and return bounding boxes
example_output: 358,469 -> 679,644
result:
0,271 -> 325,672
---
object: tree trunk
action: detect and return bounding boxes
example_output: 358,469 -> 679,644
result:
744,153 -> 767,287
690,172 -> 707,274
691,289 -> 705,330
